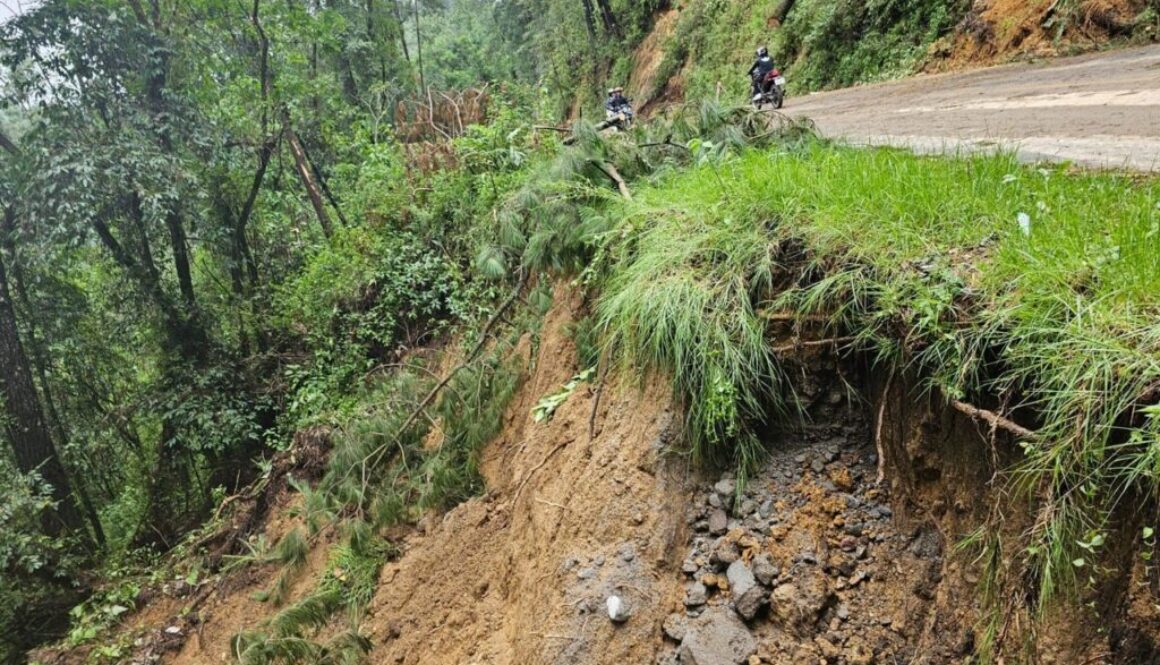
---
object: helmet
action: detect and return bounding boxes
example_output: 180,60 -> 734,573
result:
757,46 -> 769,58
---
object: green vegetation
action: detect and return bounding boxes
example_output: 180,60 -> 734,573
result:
648,0 -> 969,101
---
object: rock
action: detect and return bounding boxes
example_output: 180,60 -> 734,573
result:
711,538 -> 740,565
164,626 -> 181,635
709,493 -> 723,509
594,555 -> 606,567
794,454 -> 807,464
677,607 -> 757,665
606,595 -> 631,623
726,561 -> 766,620
836,604 -> 850,621
726,560 -> 756,596
739,499 -> 757,516
714,478 -> 736,498
752,555 -> 779,586
793,551 -> 818,565
708,509 -> 729,535
632,512 -> 646,525
810,459 -> 825,474
845,644 -> 874,665
769,570 -> 835,636
577,567 -> 596,580
682,559 -> 700,574
758,500 -> 774,518
618,543 -> 636,562
663,613 -> 688,641
685,582 -> 709,607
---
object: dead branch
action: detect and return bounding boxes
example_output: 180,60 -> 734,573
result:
951,399 -> 1038,440
760,311 -> 832,323
514,437 -> 573,504
533,125 -> 573,133
359,273 -> 528,474
594,161 -> 632,200
771,336 -> 857,354
588,354 -> 607,442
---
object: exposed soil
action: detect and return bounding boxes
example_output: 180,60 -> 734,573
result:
936,0 -> 1150,68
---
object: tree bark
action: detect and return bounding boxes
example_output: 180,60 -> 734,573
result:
0,209 -> 86,538
285,123 -> 334,239
774,0 -> 797,23
0,208 -> 105,545
580,0 -> 597,42
413,0 -> 425,93
392,0 -> 411,64
594,0 -> 619,36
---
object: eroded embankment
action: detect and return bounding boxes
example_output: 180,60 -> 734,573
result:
37,287 -> 1159,665
348,287 -> 1160,665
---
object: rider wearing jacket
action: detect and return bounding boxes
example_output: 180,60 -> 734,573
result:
747,47 -> 775,96
606,87 -> 630,113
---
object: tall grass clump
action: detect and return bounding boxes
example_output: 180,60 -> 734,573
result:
596,170 -> 797,475
598,139 -> 1160,638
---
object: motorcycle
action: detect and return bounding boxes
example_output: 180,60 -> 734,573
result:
600,104 -> 634,132
752,69 -> 786,110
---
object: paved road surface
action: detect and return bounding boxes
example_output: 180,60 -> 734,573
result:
785,46 -> 1160,170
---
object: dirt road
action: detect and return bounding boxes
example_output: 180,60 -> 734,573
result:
786,45 -> 1160,170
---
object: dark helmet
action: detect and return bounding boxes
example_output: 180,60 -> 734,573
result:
756,46 -> 769,58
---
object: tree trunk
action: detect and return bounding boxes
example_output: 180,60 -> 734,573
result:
580,0 -> 597,42
595,0 -> 619,36
0,210 -> 86,539
775,0 -> 797,23
392,0 -> 411,64
165,212 -> 196,313
285,125 -> 334,239
414,0 -> 425,93
0,209 -> 105,546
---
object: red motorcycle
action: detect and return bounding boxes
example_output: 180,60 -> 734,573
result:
752,69 -> 786,110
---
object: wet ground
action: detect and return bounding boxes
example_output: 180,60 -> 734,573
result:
786,45 -> 1160,170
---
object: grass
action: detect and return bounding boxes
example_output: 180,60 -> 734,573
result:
593,140 -> 1160,622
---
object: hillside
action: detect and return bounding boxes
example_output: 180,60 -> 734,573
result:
622,0 -> 1158,110
2,2 -> 1159,665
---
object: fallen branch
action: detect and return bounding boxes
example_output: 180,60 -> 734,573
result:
588,354 -> 607,442
514,438 -> 573,504
951,399 -> 1038,440
771,336 -> 857,354
358,273 -> 528,476
594,161 -> 632,200
638,139 -> 691,153
533,125 -> 572,133
760,311 -> 833,323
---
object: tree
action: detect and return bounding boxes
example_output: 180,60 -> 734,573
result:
0,204 -> 86,539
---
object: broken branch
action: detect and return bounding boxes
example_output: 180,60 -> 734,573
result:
951,399 -> 1038,440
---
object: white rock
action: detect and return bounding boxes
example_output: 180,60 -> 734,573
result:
606,595 -> 630,623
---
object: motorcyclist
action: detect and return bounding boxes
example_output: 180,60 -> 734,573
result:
605,86 -> 630,114
747,47 -> 775,97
